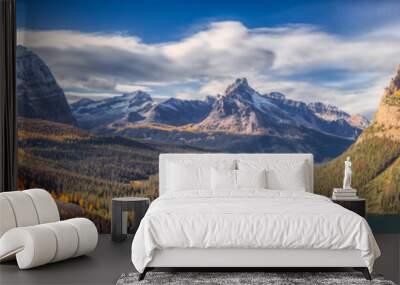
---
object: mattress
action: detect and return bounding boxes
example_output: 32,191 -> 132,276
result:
131,190 -> 380,273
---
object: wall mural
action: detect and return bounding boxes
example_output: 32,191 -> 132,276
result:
16,0 -> 400,233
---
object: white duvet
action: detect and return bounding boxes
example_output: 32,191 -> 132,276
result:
131,190 -> 380,273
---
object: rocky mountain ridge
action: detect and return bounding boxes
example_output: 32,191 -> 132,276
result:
366,65 -> 400,140
72,77 -> 368,140
71,90 -> 153,129
16,45 -> 76,126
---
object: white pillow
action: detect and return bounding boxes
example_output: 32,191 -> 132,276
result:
236,169 -> 267,189
267,161 -> 307,191
167,162 -> 210,191
211,168 -> 236,191
166,159 -> 236,193
238,159 -> 308,191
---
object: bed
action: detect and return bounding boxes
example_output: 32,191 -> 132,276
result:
131,154 -> 380,280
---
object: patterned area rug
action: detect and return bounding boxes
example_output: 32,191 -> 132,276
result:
116,272 -> 395,285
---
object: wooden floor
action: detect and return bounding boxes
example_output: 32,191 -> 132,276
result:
0,234 -> 399,285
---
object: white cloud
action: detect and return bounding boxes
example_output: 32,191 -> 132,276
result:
198,79 -> 233,96
17,20 -> 400,114
65,92 -> 119,103
17,29 -> 146,52
115,83 -> 152,93
175,91 -> 202,100
254,77 -> 385,115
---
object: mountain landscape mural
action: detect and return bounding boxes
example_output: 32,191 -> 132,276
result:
16,0 -> 400,232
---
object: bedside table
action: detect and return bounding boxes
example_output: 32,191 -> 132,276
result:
111,197 -> 150,242
332,198 -> 366,218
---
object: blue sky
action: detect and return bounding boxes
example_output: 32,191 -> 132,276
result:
17,0 -> 400,40
17,0 -> 400,116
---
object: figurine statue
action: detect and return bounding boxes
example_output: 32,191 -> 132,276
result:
343,156 -> 352,190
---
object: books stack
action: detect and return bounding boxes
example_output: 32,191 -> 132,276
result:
332,188 -> 358,200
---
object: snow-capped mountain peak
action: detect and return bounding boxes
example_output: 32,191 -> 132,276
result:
224,78 -> 257,100
70,77 -> 368,139
263,91 -> 369,132
267,92 -> 286,100
308,102 -> 341,116
121,90 -> 152,102
307,102 -> 369,129
196,78 -> 298,134
143,97 -> 213,126
225,78 -> 249,93
70,90 -> 153,129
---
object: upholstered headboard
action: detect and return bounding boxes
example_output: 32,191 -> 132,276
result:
159,153 -> 314,195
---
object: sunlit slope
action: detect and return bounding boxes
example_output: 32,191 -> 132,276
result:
315,66 -> 400,214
